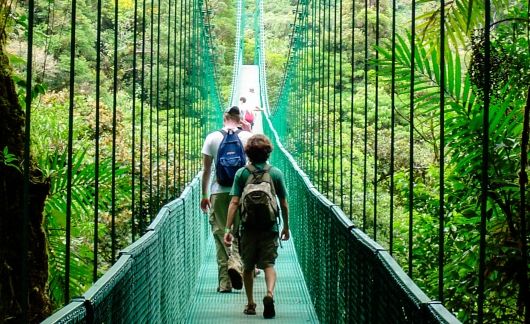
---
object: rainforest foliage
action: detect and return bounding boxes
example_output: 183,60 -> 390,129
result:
274,0 -> 530,322
3,0 -> 529,322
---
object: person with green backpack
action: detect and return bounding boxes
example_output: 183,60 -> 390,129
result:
223,134 -> 290,319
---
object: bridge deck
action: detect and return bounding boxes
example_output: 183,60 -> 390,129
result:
185,237 -> 319,323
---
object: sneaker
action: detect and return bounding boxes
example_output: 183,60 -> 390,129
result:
228,268 -> 243,290
263,296 -> 275,319
254,268 -> 261,277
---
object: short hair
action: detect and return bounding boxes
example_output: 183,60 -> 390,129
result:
239,96 -> 247,103
245,134 -> 273,163
223,106 -> 240,122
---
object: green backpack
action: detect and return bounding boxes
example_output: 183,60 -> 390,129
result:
240,164 -> 279,231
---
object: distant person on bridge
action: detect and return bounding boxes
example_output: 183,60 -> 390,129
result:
201,106 -> 253,293
223,134 -> 290,319
239,96 -> 255,130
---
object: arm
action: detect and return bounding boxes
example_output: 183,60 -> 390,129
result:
223,196 -> 240,246
279,197 -> 290,240
200,154 -> 213,212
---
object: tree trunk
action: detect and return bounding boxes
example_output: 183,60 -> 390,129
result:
0,27 -> 51,323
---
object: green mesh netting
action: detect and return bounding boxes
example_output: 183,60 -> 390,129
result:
42,175 -> 207,324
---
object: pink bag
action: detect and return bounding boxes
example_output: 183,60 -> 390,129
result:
244,110 -> 254,123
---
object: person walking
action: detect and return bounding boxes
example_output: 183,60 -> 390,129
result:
201,106 -> 253,293
223,134 -> 290,319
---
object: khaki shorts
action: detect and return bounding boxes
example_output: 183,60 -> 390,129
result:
240,230 -> 279,271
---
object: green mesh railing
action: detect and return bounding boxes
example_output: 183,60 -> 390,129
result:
254,3 -> 458,322
262,111 -> 458,323
42,176 -> 208,323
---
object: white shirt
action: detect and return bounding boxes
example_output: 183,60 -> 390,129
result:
202,127 -> 253,194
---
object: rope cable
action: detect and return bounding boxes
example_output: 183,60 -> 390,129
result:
408,0 -> 416,278
139,0 -> 147,231
156,0 -> 161,210
389,0 -> 396,255
65,0 -> 77,304
21,0 -> 34,319
374,0 -> 380,240
362,0 -> 368,231
350,0 -> 355,219
478,0 -> 491,319
149,0 -> 154,219
111,0 -> 119,264
339,0 -> 343,211
94,0 -> 102,279
166,0 -> 172,201
438,0 -> 445,302
131,0 -> 138,242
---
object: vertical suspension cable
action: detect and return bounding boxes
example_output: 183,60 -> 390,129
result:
187,0 -> 192,181
362,0 -> 368,231
156,0 -> 161,209
389,0 -> 396,255
304,6 -> 308,172
140,0 -> 146,231
173,0 -> 178,193
332,0 -> 337,202
94,0 -> 102,279
318,0 -> 323,191
408,0 -> 416,278
438,0 -> 445,303
349,0 -> 355,219
131,0 -> 138,243
183,0 -> 188,183
65,0 -> 77,304
166,0 -> 172,201
149,0 -> 154,219
521,1 -> 530,311
111,0 -> 119,264
477,0 -> 491,319
310,0 -> 316,178
374,0 -> 379,241
339,0 -> 343,210
22,0 -> 35,318
192,1 -> 196,175
326,0 -> 331,196
178,0 -> 184,191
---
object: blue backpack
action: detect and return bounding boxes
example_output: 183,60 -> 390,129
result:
215,129 -> 246,186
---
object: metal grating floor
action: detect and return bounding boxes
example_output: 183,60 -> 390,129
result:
185,235 -> 319,323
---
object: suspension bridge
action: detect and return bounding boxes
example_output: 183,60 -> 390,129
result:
4,0 -> 527,322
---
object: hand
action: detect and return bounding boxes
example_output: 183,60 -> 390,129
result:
280,227 -> 290,241
224,233 -> 233,246
200,198 -> 210,212
240,120 -> 252,131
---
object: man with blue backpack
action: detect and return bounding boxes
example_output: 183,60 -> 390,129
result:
200,106 -> 253,293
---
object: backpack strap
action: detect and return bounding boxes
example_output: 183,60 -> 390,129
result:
218,128 -> 242,136
244,164 -> 275,193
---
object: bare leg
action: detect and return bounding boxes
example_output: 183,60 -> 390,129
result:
263,266 -> 276,297
243,269 -> 255,305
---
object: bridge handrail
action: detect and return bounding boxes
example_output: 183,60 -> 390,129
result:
262,107 -> 460,323
42,175 -> 208,323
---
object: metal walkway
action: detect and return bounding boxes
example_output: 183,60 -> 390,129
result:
185,237 -> 319,323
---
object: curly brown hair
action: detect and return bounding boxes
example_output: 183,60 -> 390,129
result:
244,134 -> 273,163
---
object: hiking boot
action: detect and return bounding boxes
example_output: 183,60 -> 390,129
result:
263,296 -> 275,319
228,268 -> 243,290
